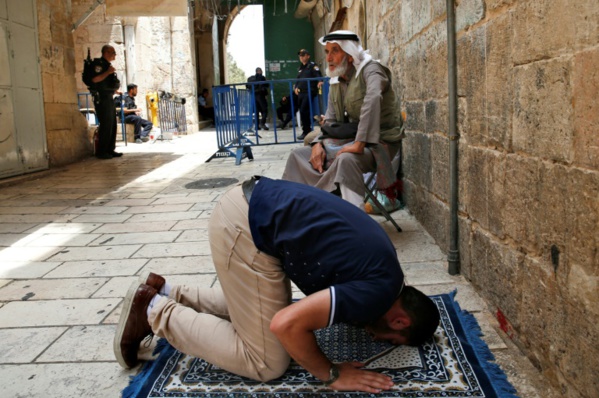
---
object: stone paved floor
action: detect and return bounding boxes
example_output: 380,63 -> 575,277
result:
0,130 -> 558,397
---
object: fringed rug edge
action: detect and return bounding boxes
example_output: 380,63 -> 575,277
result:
122,338 -> 174,398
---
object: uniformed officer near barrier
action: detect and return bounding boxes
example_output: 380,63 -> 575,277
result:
90,45 -> 122,159
294,49 -> 322,140
247,67 -> 269,130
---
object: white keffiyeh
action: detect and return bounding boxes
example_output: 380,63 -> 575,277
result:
319,30 -> 373,78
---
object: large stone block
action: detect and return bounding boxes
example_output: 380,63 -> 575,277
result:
403,101 -> 425,132
403,131 -> 432,191
404,179 -> 449,252
64,47 -> 76,75
460,147 -> 507,238
375,0 -> 400,17
422,22 -> 448,99
39,42 -> 64,75
517,255 -> 567,375
518,256 -> 599,397
486,150 -> 506,238
42,72 -> 54,103
402,179 -> 422,220
52,73 -> 78,104
485,0 -> 516,13
372,18 -> 391,64
574,0 -> 599,48
400,0 -> 434,43
50,17 -> 71,48
457,27 -> 487,146
423,193 -> 449,252
431,133 -> 449,202
170,16 -> 190,32
457,215 -> 472,279
461,147 -> 486,223
503,154 -> 541,251
512,0 -> 591,65
470,226 -> 524,329
485,11 -> 513,151
537,162 -> 570,266
513,57 -> 574,163
44,103 -> 75,131
385,2 -> 402,51
36,2 -> 52,40
431,0 -> 446,20
47,128 -> 92,167
573,48 -> 599,169
456,0 -> 485,32
425,99 -> 447,134
87,23 -> 123,45
400,38 -> 425,100
564,168 -> 599,279
73,26 -> 90,46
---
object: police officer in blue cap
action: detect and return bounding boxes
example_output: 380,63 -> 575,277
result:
294,49 -> 322,140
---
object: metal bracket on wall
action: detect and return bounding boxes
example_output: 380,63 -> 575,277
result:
72,0 -> 105,33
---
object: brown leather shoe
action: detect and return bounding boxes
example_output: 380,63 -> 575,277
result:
114,282 -> 157,369
138,270 -> 165,293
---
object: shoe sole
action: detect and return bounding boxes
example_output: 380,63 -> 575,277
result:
113,281 -> 142,369
137,270 -> 163,291
138,270 -> 151,286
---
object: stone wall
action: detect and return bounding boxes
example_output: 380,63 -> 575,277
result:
314,0 -> 599,396
71,1 -> 199,133
37,0 -> 92,166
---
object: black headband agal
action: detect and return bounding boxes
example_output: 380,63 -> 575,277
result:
322,32 -> 359,42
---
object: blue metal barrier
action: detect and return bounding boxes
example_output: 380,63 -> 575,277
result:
77,92 -> 98,125
114,94 -> 128,145
206,85 -> 254,165
206,77 -> 329,165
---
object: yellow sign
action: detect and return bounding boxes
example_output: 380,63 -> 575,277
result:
106,0 -> 187,17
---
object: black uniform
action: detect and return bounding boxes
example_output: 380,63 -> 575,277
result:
119,94 -> 153,139
90,57 -> 120,157
276,96 -> 294,129
295,61 -> 322,137
247,73 -> 269,128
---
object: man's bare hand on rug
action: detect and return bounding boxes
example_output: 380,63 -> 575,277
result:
330,362 -> 394,393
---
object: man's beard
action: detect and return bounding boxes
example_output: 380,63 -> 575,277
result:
326,55 -> 349,78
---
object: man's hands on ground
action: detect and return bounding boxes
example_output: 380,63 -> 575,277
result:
329,362 -> 393,393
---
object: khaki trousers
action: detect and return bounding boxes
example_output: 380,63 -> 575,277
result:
148,185 -> 292,381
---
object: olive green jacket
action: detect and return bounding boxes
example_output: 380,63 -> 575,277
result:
328,60 -> 404,143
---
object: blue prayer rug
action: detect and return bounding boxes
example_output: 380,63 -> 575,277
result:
123,293 -> 518,398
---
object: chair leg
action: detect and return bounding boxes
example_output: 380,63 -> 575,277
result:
364,187 -> 402,232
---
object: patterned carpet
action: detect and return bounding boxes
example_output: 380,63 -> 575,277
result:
123,293 -> 517,397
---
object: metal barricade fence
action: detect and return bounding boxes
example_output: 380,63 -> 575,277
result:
207,77 -> 329,165
157,91 -> 187,136
77,92 -> 98,125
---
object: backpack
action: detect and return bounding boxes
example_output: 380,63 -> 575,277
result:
82,48 -> 95,88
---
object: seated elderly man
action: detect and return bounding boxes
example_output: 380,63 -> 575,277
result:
282,30 -> 404,209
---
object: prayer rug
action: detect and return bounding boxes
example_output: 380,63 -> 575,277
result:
123,293 -> 518,397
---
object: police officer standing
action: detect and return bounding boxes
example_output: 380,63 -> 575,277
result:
294,49 -> 322,140
247,67 -> 269,130
91,45 -> 122,159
